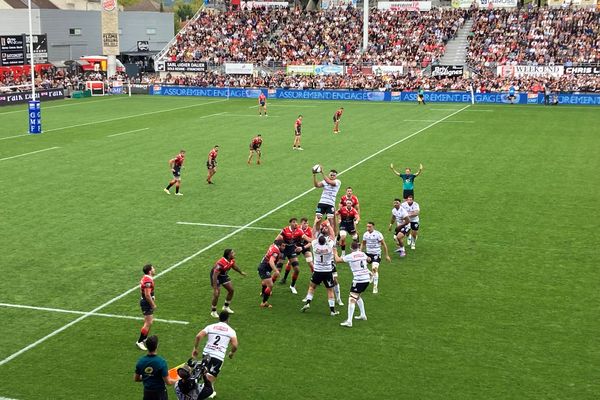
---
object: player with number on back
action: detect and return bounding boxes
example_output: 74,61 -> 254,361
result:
334,241 -> 372,328
257,239 -> 286,308
136,264 -> 157,351
361,222 -> 391,294
209,249 -> 246,318
401,195 -> 421,250
192,311 -> 238,399
292,115 -> 303,150
248,134 -> 262,165
333,107 -> 344,134
389,198 -> 411,257
312,165 -> 342,235
164,150 -> 185,196
258,92 -> 267,116
206,145 -> 219,184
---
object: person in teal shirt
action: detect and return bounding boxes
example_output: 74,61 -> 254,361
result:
390,163 -> 423,200
134,335 -> 176,400
417,87 -> 426,105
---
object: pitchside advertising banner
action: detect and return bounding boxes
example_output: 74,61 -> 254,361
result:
150,86 -> 600,105
377,1 -> 432,11
0,88 -> 64,106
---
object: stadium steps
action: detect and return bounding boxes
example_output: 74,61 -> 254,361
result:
3,0 -> 27,8
437,18 -> 474,66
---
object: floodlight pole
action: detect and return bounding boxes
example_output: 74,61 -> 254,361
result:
27,0 -> 35,100
362,0 -> 369,53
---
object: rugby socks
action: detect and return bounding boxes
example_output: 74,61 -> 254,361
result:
328,298 -> 335,313
211,306 -> 217,312
262,286 -> 272,303
138,327 -> 149,343
224,301 -> 230,308
357,298 -> 366,318
283,264 -> 292,281
305,293 -> 313,304
333,283 -> 341,303
175,185 -> 180,194
347,300 -> 355,322
291,271 -> 299,287
373,272 -> 379,289
166,183 -> 173,190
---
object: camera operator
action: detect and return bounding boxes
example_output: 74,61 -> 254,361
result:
174,356 -> 214,400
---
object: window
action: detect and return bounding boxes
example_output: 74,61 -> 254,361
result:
146,28 -> 156,35
69,28 -> 82,36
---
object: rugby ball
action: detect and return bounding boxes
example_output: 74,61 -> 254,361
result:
312,164 -> 322,174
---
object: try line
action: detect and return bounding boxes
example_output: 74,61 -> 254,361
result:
0,104 -> 470,366
0,302 -> 188,325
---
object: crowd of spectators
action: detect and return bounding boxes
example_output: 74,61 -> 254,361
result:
166,7 -> 468,68
158,69 -> 600,93
467,7 -> 599,67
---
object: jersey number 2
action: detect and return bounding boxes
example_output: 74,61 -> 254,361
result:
213,335 -> 221,346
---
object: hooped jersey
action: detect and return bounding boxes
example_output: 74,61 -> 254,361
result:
341,251 -> 370,283
201,322 -> 237,361
312,238 -> 335,272
140,274 -> 154,299
401,201 -> 420,222
391,206 -> 409,225
362,230 -> 385,255
318,179 -> 341,206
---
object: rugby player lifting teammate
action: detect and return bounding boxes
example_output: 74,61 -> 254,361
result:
276,218 -> 312,294
137,264 -> 157,351
209,249 -> 246,318
257,239 -> 286,308
248,134 -> 262,165
164,150 -> 185,196
313,166 -> 342,235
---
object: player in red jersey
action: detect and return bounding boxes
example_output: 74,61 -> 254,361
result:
258,93 -> 267,116
281,216 -> 315,283
164,150 -> 185,196
338,186 -> 360,214
247,134 -> 263,165
136,264 -> 157,350
292,115 -> 303,151
210,249 -> 246,318
257,239 -> 286,308
206,145 -> 219,184
336,199 -> 360,256
333,107 -> 344,134
276,217 -> 311,294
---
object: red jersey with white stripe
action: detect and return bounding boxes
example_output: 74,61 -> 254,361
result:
337,206 -> 359,223
280,226 -> 304,245
339,194 -> 359,209
213,257 -> 235,274
140,275 -> 154,299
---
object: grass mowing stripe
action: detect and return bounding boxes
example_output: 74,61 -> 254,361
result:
107,127 -> 150,138
0,99 -> 229,140
0,146 -> 60,162
0,303 -> 189,325
176,222 -> 281,231
0,104 -> 469,367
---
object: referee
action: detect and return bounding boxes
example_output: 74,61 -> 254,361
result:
390,163 -> 423,200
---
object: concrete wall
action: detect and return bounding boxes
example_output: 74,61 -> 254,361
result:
0,10 -> 173,61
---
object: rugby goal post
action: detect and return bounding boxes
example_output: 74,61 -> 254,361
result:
85,81 -> 105,96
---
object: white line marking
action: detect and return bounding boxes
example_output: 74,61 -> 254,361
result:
0,96 -> 127,115
431,108 -> 461,111
199,112 -> 228,119
107,127 -> 149,138
404,119 -> 474,123
0,146 -> 60,162
0,134 -> 27,141
0,104 -> 469,366
223,114 -> 280,118
464,109 -> 493,112
0,99 -> 228,141
0,303 -> 188,325
177,222 -> 280,231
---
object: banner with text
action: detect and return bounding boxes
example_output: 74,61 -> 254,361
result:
101,0 -> 120,56
314,65 -> 345,75
153,86 -> 267,98
157,61 -> 208,73
564,65 -> 600,75
497,65 -> 564,77
372,65 -> 404,75
224,63 -> 254,75
240,1 -> 288,9
451,0 -> 474,8
286,65 -> 315,75
431,65 -> 464,78
0,88 -> 64,106
276,89 -> 387,101
377,1 -> 432,11
475,0 -> 517,8
321,0 -> 357,8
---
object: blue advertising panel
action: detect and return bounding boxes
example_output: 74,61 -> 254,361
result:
275,89 -> 388,102
155,86 -> 267,98
28,100 -> 41,134
557,93 -> 600,106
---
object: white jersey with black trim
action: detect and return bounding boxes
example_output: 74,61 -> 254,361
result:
391,206 -> 409,226
201,322 -> 237,361
312,238 -> 335,272
401,201 -> 420,222
341,251 -> 370,283
318,179 -> 341,206
362,230 -> 384,255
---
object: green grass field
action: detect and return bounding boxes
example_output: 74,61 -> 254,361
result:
0,95 -> 598,400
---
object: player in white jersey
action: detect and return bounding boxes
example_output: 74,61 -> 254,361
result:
334,241 -> 372,327
313,166 -> 341,235
300,221 -> 340,316
401,194 -> 420,250
388,198 -> 411,257
361,222 -> 391,294
192,311 -> 238,396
